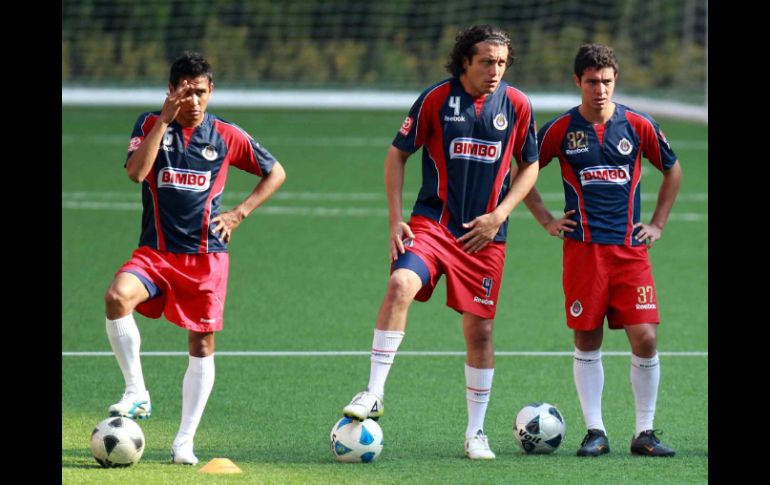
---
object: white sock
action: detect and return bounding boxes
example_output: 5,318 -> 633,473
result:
174,354 -> 215,446
465,364 -> 494,438
106,315 -> 146,394
574,348 -> 605,433
630,352 -> 660,437
366,329 -> 404,397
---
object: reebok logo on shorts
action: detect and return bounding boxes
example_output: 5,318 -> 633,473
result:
473,296 -> 494,306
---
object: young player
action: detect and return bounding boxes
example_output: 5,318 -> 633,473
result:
523,43 -> 681,457
104,52 -> 286,464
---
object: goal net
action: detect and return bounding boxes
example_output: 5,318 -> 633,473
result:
62,0 -> 707,114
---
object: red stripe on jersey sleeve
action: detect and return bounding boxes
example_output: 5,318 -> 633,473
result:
505,87 -> 534,165
625,111 -> 664,172
539,114 -> 571,168
214,120 -> 262,176
415,82 -> 451,152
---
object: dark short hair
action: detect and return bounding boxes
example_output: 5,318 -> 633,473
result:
573,43 -> 618,79
169,51 -> 213,86
445,25 -> 514,77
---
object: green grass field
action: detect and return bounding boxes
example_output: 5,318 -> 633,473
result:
62,106 -> 707,484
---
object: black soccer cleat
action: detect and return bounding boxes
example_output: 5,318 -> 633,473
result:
630,429 -> 675,457
576,429 -> 610,457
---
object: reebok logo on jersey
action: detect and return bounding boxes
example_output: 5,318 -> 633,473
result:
580,165 -> 630,186
158,168 -> 211,191
450,138 -> 501,163
399,116 -> 414,136
565,146 -> 589,155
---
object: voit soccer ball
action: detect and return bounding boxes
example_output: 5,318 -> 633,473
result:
90,416 -> 145,467
330,417 -> 384,463
513,402 -> 566,454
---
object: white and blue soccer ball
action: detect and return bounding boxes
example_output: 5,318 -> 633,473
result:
513,402 -> 566,454
330,417 -> 384,463
90,416 -> 145,467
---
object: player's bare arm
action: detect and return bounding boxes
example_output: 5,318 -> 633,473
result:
210,161 -> 286,243
523,188 -> 577,239
126,81 -> 194,183
384,145 -> 414,262
458,160 -> 539,253
633,160 -> 682,247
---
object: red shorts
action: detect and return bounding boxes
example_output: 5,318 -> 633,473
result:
392,215 -> 506,319
117,246 -> 229,332
563,238 -> 659,330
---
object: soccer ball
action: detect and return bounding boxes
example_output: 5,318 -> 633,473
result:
90,416 -> 145,467
513,402 -> 566,454
330,417 -> 384,463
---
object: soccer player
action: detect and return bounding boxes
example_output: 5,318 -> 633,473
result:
340,25 -> 539,460
103,52 -> 286,465
522,43 -> 681,457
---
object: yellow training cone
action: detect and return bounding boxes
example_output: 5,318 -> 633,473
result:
198,457 -> 243,474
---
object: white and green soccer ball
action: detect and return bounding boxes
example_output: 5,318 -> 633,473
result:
90,416 -> 145,467
330,417 -> 384,463
513,402 -> 566,454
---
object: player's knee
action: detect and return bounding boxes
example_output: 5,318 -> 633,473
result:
574,330 -> 602,351
385,273 -> 419,304
632,331 -> 657,356
104,286 -> 134,315
465,319 -> 494,347
189,332 -> 215,357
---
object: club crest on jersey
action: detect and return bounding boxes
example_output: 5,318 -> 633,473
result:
450,138 -> 501,163
128,136 -> 142,152
399,116 -> 414,136
580,165 -> 630,186
201,145 -> 218,161
616,137 -> 633,155
570,300 -> 583,317
158,167 -> 211,192
161,128 -> 175,152
493,113 -> 508,130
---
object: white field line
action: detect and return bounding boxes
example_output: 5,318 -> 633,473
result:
62,350 -> 707,357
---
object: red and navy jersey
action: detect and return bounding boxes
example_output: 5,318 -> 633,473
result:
393,77 -> 538,242
538,104 -> 677,246
126,111 -> 277,254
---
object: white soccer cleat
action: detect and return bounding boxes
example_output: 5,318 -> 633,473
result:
343,391 -> 384,421
108,390 -> 152,419
465,429 -> 496,460
171,439 -> 199,465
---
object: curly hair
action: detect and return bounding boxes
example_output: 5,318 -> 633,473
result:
169,51 -> 213,86
573,44 -> 618,79
445,25 -> 514,77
